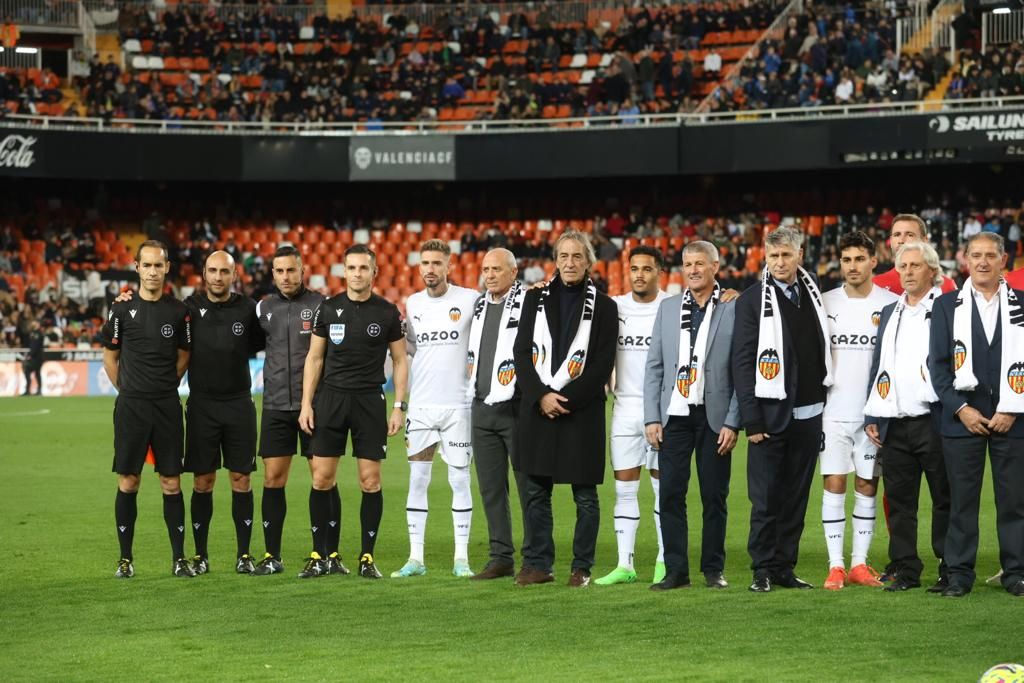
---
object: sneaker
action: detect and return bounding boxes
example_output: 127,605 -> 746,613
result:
191,555 -> 209,576
173,557 -> 197,578
390,558 -> 427,578
847,563 -> 883,587
594,566 -> 638,586
652,561 -> 666,585
298,552 -> 327,579
114,558 -> 134,579
236,554 -> 256,574
251,553 -> 284,576
452,560 -> 474,578
359,553 -> 383,579
327,552 -> 350,575
824,566 -> 847,591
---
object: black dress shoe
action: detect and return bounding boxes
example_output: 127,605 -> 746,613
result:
1007,579 -> 1024,597
884,575 -> 921,592
941,583 -> 971,598
925,576 -> 949,593
774,573 -> 814,589
705,572 -> 729,589
650,573 -> 691,591
749,575 -> 772,593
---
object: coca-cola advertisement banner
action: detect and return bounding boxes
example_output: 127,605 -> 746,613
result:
0,133 -> 38,172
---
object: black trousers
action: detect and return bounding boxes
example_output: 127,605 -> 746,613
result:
746,414 -> 821,578
660,408 -> 732,578
522,475 -> 599,574
22,360 -> 41,394
880,415 -> 950,582
942,434 -> 1024,590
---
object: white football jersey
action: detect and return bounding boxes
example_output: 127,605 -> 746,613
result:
406,284 -> 480,408
823,284 -> 898,422
612,291 -> 668,408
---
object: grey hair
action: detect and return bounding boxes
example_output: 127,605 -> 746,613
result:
682,240 -> 720,263
965,231 -> 1005,256
553,229 -> 597,267
764,226 -> 804,251
485,247 -> 517,269
895,242 -> 943,287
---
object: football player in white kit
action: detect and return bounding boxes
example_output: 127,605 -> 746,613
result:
595,246 -> 669,585
820,230 -> 898,590
392,240 -> 482,578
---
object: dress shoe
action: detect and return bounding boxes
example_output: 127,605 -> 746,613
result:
941,583 -> 971,598
925,576 -> 949,593
773,573 -> 813,589
704,572 -> 728,589
883,575 -> 921,592
1007,579 -> 1024,597
749,575 -> 772,592
470,561 -> 515,580
567,569 -> 591,588
514,566 -> 554,587
650,573 -> 691,591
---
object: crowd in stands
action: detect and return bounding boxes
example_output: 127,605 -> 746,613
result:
947,43 -> 1024,99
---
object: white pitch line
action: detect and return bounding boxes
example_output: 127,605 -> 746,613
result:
0,409 -> 51,417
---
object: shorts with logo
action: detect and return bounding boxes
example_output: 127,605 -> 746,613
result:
185,395 -> 257,474
258,408 -> 312,458
610,403 -> 659,471
820,419 -> 880,479
405,405 -> 473,467
112,394 -> 184,476
309,388 -> 388,460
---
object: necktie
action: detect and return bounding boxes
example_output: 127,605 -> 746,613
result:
787,284 -> 800,307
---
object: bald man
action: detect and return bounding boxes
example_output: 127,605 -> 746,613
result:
466,248 -> 533,579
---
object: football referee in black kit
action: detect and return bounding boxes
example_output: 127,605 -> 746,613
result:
103,240 -> 192,579
298,244 -> 408,579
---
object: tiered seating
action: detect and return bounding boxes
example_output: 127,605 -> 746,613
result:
0,68 -> 70,116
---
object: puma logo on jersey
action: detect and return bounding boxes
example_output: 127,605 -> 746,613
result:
199,308 -> 208,317
618,316 -> 627,324
129,309 -> 137,319
827,314 -> 839,322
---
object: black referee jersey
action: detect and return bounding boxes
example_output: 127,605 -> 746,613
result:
184,292 -> 266,398
102,295 -> 191,397
312,291 -> 404,392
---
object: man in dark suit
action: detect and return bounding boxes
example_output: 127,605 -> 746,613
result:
929,232 -> 1024,598
512,231 -> 617,588
645,240 -> 740,591
732,226 -> 831,592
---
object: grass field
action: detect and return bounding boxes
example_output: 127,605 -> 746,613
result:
1,396 -> 1021,682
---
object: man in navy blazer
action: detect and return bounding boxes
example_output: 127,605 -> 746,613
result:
644,241 -> 740,591
928,232 -> 1024,598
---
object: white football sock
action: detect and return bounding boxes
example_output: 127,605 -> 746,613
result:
614,480 -> 641,570
448,464 -> 473,563
851,491 -> 877,567
822,490 -> 846,569
406,461 -> 432,563
651,476 -> 664,563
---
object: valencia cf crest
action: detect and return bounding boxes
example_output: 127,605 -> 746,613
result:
676,365 -> 690,398
871,311 -> 881,327
449,307 -> 462,322
876,371 -> 891,399
329,323 -> 345,345
531,342 -> 546,367
953,340 -> 967,371
1008,362 -> 1024,395
567,350 -> 586,379
496,359 -> 516,386
466,351 -> 475,377
758,349 -> 781,380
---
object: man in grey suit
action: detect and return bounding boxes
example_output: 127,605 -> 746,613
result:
645,240 -> 740,590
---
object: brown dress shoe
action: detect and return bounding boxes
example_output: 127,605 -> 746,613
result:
514,566 -> 554,586
568,569 -> 591,588
470,562 -> 515,580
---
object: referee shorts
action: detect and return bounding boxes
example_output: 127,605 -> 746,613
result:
258,408 -> 312,459
112,395 -> 184,476
309,389 -> 388,460
185,395 -> 257,475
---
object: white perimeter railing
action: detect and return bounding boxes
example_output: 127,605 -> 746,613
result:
896,0 -> 961,63
982,9 -> 1024,52
3,95 -> 1023,136
0,46 -> 43,71
0,0 -> 81,29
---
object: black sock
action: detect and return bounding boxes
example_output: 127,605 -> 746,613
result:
232,490 -> 254,557
163,492 -> 186,560
310,488 -> 332,558
328,485 -> 341,555
115,490 -> 137,560
262,486 -> 286,559
190,490 -> 213,558
360,490 -> 383,556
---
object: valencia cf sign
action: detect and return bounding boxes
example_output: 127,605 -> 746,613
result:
758,348 -> 781,380
676,365 -> 690,398
466,351 -> 475,377
531,343 -> 546,367
871,311 -> 881,327
876,371 -> 891,399
567,350 -> 585,379
1008,362 -> 1024,395
449,307 -> 462,322
953,340 -> 967,371
496,359 -> 516,386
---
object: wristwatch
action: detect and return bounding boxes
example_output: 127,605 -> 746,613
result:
396,401 -> 408,412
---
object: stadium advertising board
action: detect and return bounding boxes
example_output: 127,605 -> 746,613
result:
348,135 -> 455,181
0,133 -> 39,174
926,109 -> 1024,159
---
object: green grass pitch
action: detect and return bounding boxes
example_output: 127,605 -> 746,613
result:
1,396 -> 1021,682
